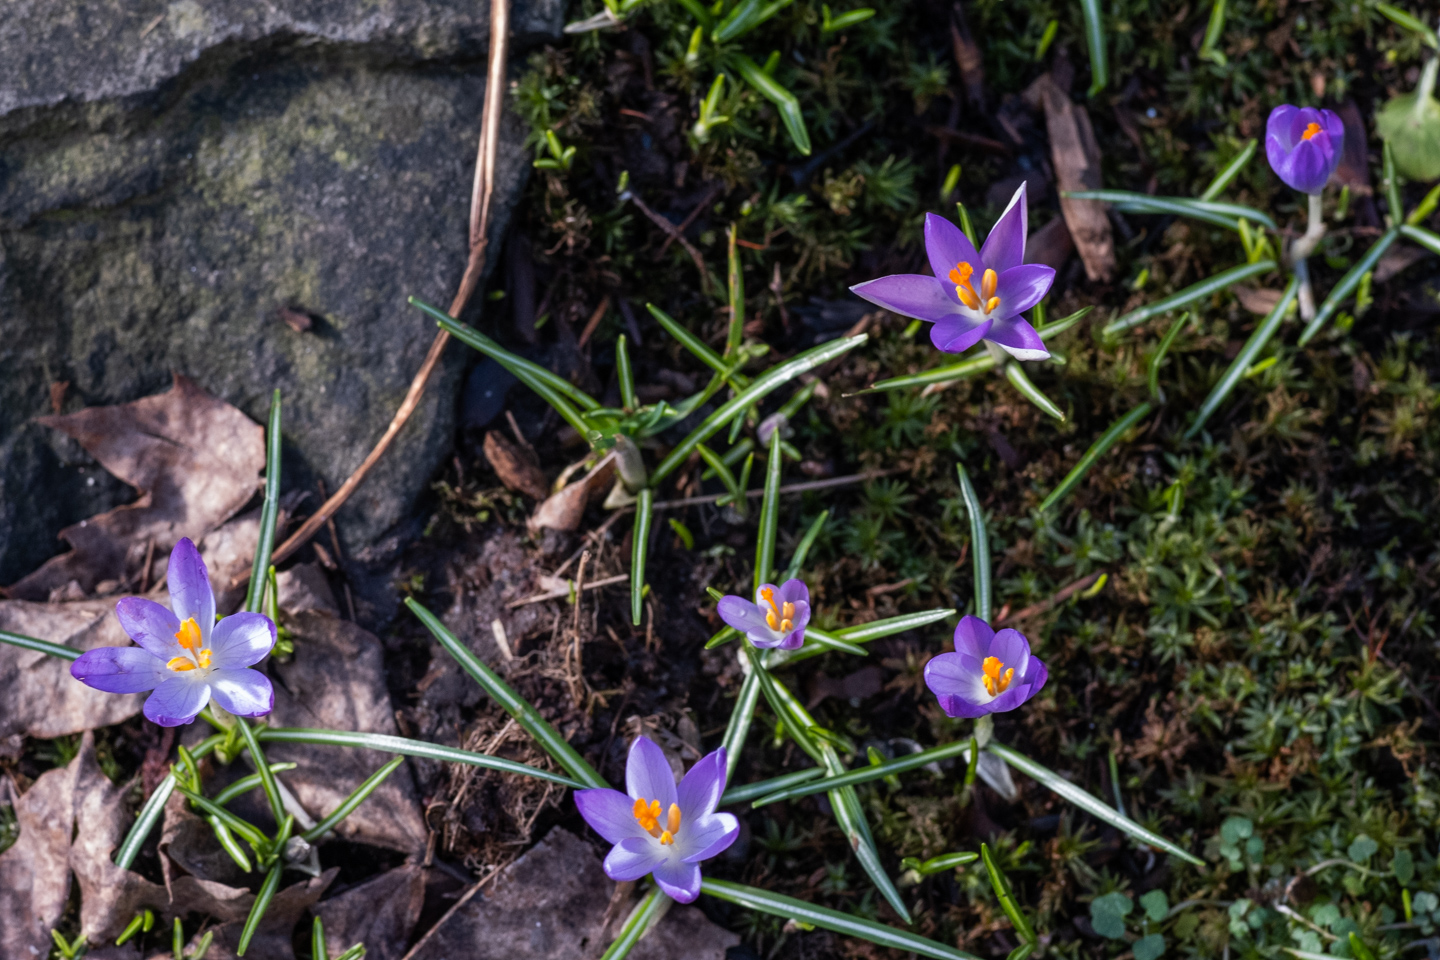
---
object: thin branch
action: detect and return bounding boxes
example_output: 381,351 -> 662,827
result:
993,572 -> 1104,626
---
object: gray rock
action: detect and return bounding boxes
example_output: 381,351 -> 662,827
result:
0,0 -> 562,583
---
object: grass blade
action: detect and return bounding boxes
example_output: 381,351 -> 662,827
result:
1004,363 -> 1065,421
1080,0 -> 1107,95
1037,402 -> 1152,514
1199,139 -> 1257,200
172,784 -> 269,848
616,334 -> 637,410
212,763 -> 299,806
236,863 -> 283,956
0,629 -> 81,660
727,223 -> 745,356
776,607 -> 956,666
1147,312 -> 1189,400
981,842 -> 1037,942
750,739 -> 972,806
794,628 -> 869,656
1102,260 -> 1277,336
733,55 -> 812,155
987,742 -> 1203,864
1185,276 -> 1298,439
412,298 -> 600,409
783,510 -> 828,580
719,766 -> 825,806
721,671 -> 763,780
256,727 -> 585,787
956,463 -> 991,623
1400,222 -> 1440,255
1069,191 -> 1274,231
702,879 -> 978,959
403,599 -> 608,788
745,644 -> 822,760
302,756 -> 405,842
1297,230 -> 1398,345
645,303 -> 749,387
755,429 -> 783,590
696,444 -> 742,499
600,887 -> 670,960
1198,0 -> 1228,65
115,734 -> 225,868
244,390 -> 282,614
1383,140 -> 1402,225
651,334 -> 867,485
632,488 -> 654,625
236,718 -> 287,829
312,918 -> 327,960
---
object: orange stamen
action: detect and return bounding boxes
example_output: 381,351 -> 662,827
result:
167,656 -> 198,672
633,797 -> 665,836
761,587 -> 783,631
981,268 -> 998,300
1301,122 -> 1322,141
175,617 -> 204,655
981,656 -> 1015,696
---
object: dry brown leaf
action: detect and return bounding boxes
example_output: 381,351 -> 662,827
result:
528,452 -> 616,533
402,827 -> 738,960
1035,75 -> 1116,282
7,374 -> 264,601
1027,215 -> 1075,273
0,598 -> 146,738
1233,286 -> 1285,316
266,611 -> 428,854
178,870 -> 338,960
484,430 -> 549,500
314,862 -> 426,960
1374,244 -> 1431,284
0,740 -> 77,958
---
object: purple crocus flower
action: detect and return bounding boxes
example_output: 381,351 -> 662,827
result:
574,736 -> 739,903
70,538 -> 276,727
923,616 -> 1048,718
1265,105 -> 1343,195
850,183 -> 1054,360
717,579 -> 811,650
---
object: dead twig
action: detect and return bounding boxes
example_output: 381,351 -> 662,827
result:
626,190 -> 709,285
993,571 -> 1104,626
656,182 -> 724,259
650,469 -> 904,511
240,0 -> 512,585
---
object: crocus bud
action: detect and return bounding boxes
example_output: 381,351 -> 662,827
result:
1265,105 -> 1344,195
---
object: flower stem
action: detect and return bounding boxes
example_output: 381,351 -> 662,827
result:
1291,191 -> 1326,321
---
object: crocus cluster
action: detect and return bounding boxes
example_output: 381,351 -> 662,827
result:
924,616 -> 1048,718
850,183 -> 1054,361
718,579 -> 811,650
1265,105 -> 1343,195
575,736 -> 739,902
70,539 -> 277,727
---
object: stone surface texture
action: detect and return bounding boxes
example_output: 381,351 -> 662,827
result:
1,0 -> 562,583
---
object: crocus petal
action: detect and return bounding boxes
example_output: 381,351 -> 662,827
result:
987,628 -> 1032,676
71,646 -> 168,694
1022,657 -> 1049,695
777,623 -> 807,650
576,787 -> 649,844
989,264 -> 1055,323
651,857 -> 702,904
924,212 -> 983,289
1266,104 -> 1300,150
676,749 -> 726,820
980,182 -> 1029,274
604,837 -> 665,883
930,315 -> 992,354
1279,138 -> 1331,194
1319,108 -> 1345,147
144,673 -> 212,726
166,539 -> 215,642
209,613 -> 277,669
207,668 -> 274,718
625,736 -> 678,808
924,651 -> 990,704
114,597 -> 183,660
680,812 -> 740,863
717,597 -> 773,637
774,579 -> 810,608
850,274 -> 959,322
951,616 -> 994,660
984,682 -> 1034,714
987,317 -> 1050,361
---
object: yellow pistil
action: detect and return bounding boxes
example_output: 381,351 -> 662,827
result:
947,262 -> 1002,316
166,617 -> 212,672
633,798 -> 682,844
1301,122 -> 1322,141
759,587 -> 795,634
981,656 -> 1015,697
